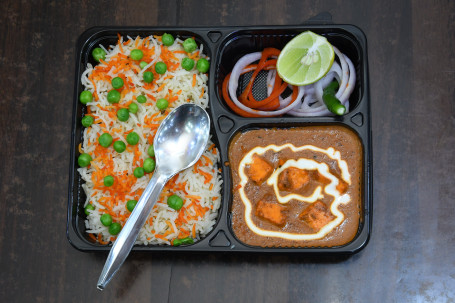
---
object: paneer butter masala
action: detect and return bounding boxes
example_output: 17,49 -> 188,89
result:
229,126 -> 363,247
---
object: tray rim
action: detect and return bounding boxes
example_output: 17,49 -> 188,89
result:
67,24 -> 372,254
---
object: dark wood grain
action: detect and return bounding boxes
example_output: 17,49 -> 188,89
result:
1,0 -> 454,302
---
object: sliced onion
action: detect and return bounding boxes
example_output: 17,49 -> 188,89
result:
339,56 -> 356,105
227,53 -> 302,116
224,47 -> 356,117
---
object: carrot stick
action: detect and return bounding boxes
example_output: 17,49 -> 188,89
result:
155,234 -> 169,241
199,87 -> 205,98
157,82 -> 166,92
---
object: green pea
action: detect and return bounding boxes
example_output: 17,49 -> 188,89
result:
139,61 -> 148,69
100,213 -> 112,226
109,222 -> 122,235
84,204 -> 95,215
143,158 -> 155,173
81,115 -> 94,127
155,62 -> 167,74
107,90 -> 121,104
98,133 -> 113,147
136,95 -> 147,104
111,77 -> 124,89
104,175 -> 114,187
181,57 -> 195,71
173,237 -> 194,246
167,194 -> 183,210
183,38 -> 197,53
147,145 -> 155,157
79,90 -> 93,104
92,47 -> 106,62
156,98 -> 168,111
143,71 -> 154,83
113,141 -> 126,153
130,49 -> 144,61
126,132 -> 140,145
133,167 -> 144,178
78,153 -> 92,167
126,199 -> 137,212
128,102 -> 138,114
117,108 -> 130,122
196,58 -> 210,73
162,33 -> 175,46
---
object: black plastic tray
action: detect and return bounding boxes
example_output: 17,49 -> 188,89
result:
67,22 -> 372,254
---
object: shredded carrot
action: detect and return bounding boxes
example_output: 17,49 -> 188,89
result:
155,234 -> 169,241
132,64 -> 141,73
88,233 -> 97,241
157,82 -> 166,92
189,51 -> 200,60
192,224 -> 196,238
186,195 -> 202,201
166,220 -> 174,232
197,169 -> 213,184
169,94 -> 179,103
178,229 -> 190,238
202,155 -> 213,165
134,36 -> 141,48
192,74 -> 197,87
98,233 -> 109,245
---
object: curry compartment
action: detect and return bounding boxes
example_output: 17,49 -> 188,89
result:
226,124 -> 367,249
68,24 -> 372,253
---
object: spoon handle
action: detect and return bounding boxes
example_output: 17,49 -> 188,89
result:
97,171 -> 168,290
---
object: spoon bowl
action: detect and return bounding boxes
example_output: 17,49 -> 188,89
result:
97,104 -> 210,290
155,104 -> 211,175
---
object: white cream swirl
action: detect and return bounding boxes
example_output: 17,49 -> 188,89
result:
238,143 -> 351,240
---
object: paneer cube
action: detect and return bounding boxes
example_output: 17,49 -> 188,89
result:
336,179 -> 348,194
247,155 -> 273,184
314,171 -> 330,184
278,167 -> 310,191
299,201 -> 334,231
255,200 -> 285,226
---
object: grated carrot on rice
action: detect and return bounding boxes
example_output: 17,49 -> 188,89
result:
78,34 -> 221,246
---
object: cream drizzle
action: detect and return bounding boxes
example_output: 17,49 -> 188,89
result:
238,143 -> 351,240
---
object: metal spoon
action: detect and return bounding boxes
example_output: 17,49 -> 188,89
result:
97,104 -> 210,290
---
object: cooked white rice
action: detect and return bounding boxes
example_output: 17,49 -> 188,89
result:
78,34 -> 222,245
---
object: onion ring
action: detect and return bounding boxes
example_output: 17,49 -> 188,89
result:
226,51 -> 302,116
223,46 -> 355,117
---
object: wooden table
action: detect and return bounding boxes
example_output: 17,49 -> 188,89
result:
1,1 -> 454,302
